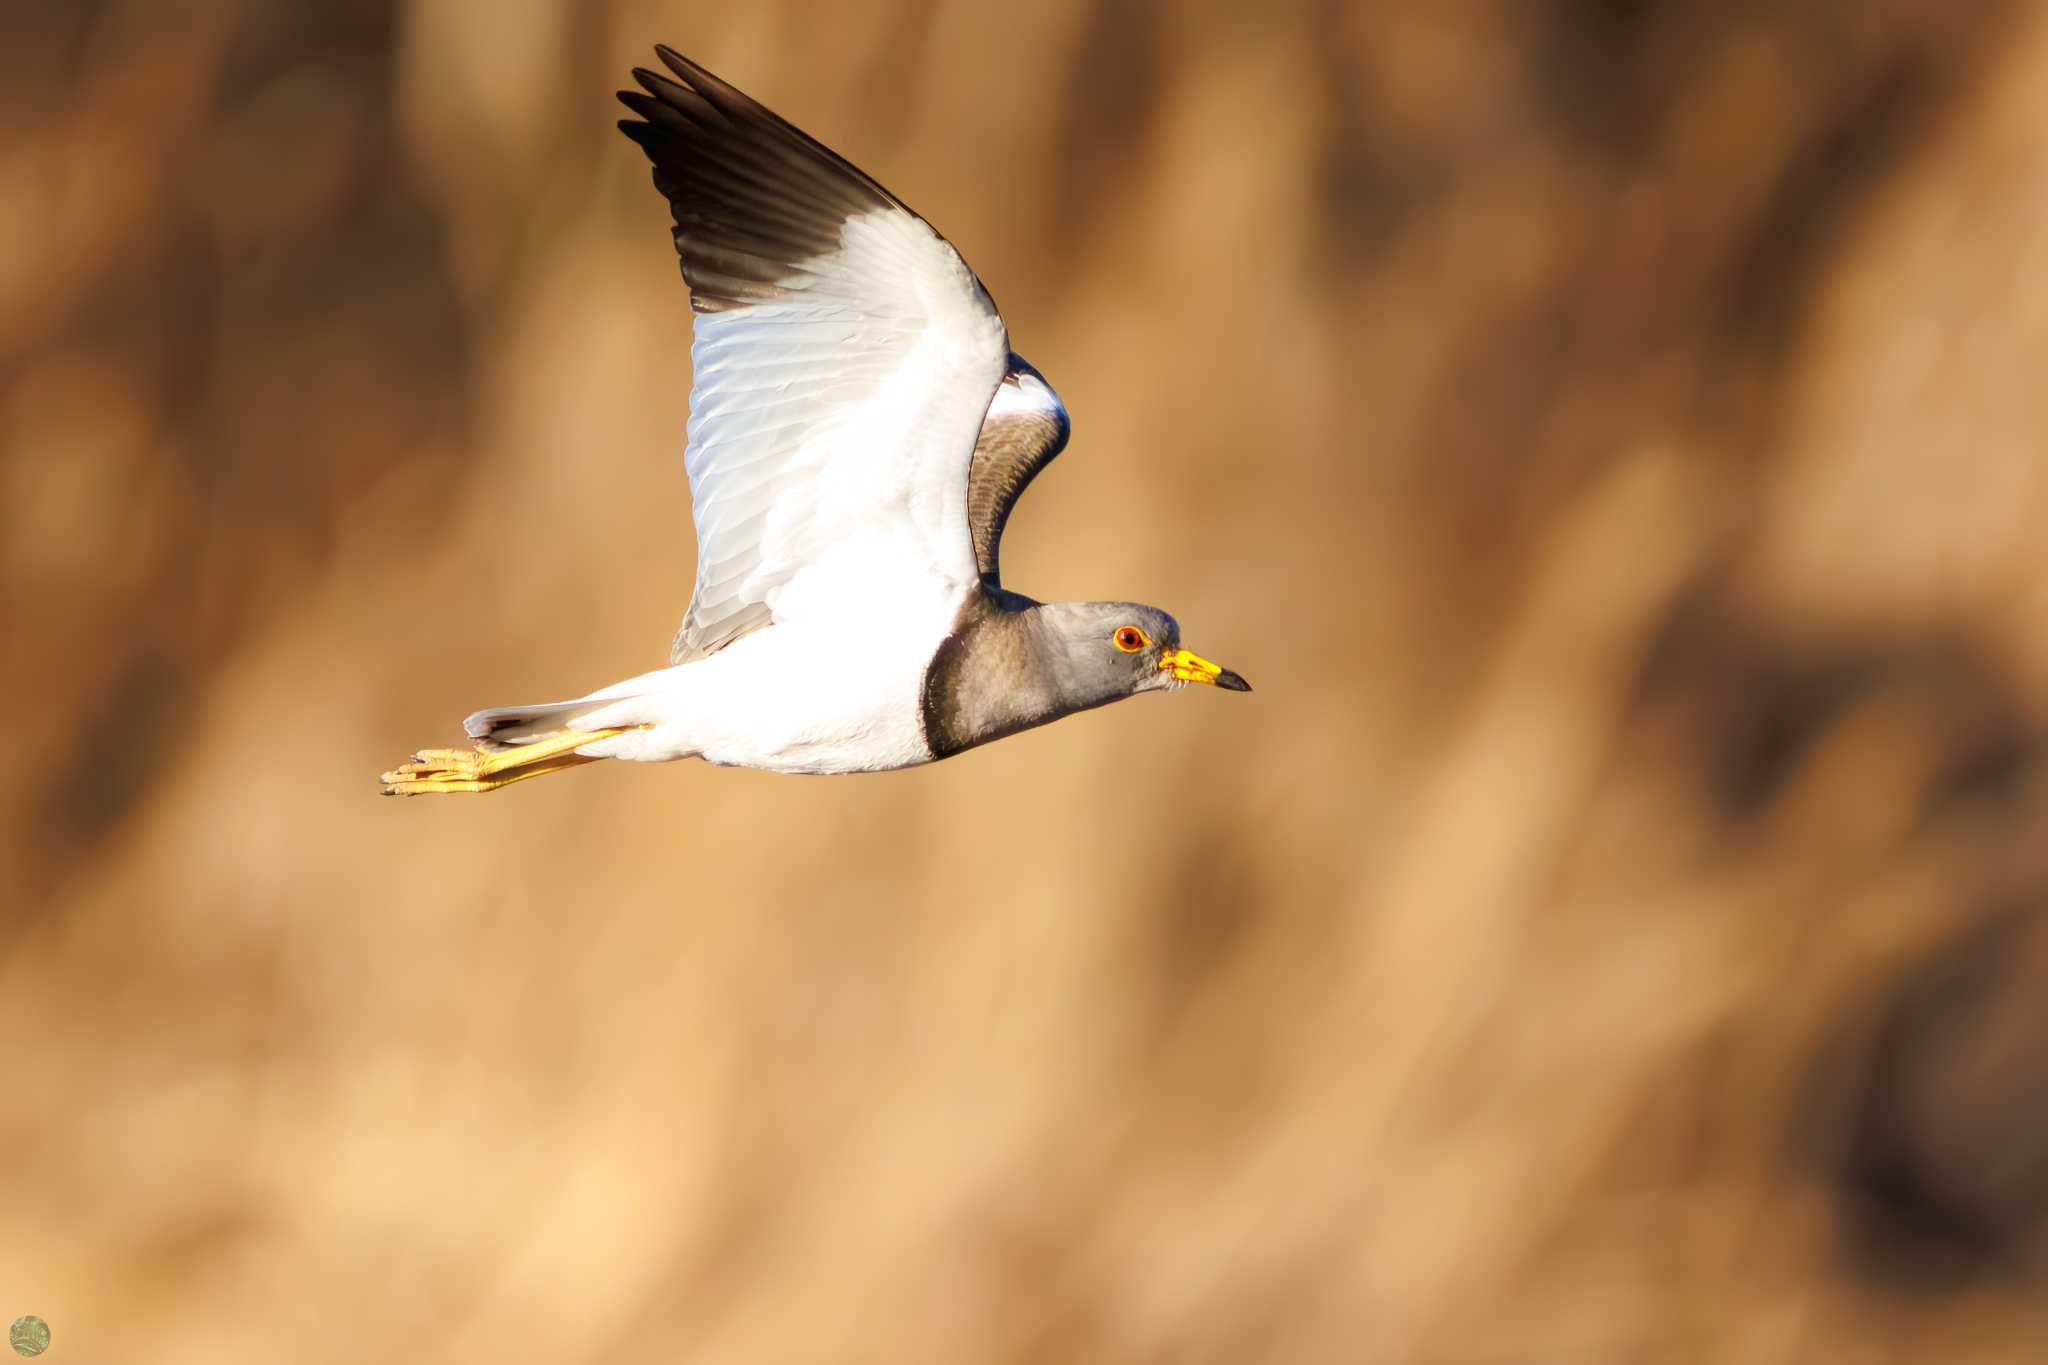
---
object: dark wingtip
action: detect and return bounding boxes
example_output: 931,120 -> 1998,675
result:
1216,670 -> 1252,693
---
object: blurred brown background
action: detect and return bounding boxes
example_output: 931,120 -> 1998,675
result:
5,1 -> 2048,1360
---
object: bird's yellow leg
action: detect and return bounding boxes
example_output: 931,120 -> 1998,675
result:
379,727 -> 632,796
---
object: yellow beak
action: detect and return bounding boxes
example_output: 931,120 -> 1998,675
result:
1160,648 -> 1252,692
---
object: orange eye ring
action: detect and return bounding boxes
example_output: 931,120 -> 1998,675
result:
1113,626 -> 1148,653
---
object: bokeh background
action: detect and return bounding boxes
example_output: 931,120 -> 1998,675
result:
6,1 -> 2048,1360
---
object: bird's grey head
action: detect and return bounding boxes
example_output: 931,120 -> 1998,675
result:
1032,600 -> 1251,709
919,595 -> 1250,760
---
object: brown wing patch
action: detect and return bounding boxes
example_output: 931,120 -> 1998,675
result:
967,354 -> 1071,586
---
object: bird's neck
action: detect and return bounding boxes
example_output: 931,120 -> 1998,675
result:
918,589 -> 1073,760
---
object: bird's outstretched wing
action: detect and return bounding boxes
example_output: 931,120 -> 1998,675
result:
618,47 -> 1009,663
966,353 -> 1071,589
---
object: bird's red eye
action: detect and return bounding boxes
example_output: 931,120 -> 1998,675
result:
1113,626 -> 1147,652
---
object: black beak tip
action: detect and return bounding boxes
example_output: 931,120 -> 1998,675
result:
1216,669 -> 1252,693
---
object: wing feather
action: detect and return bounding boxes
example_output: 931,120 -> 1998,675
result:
617,48 -> 1008,662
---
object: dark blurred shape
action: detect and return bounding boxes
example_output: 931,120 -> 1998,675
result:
51,649 -> 193,846
1637,585 -> 2034,826
1838,904 -> 2048,1286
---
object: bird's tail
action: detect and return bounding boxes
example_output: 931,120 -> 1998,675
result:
462,699 -> 602,750
378,699 -> 633,797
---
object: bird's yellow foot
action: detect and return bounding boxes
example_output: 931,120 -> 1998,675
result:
379,728 -> 630,796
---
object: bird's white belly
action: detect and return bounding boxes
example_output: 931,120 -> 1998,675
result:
687,630 -> 933,772
575,594 -> 962,774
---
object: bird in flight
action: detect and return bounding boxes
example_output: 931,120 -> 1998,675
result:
381,47 -> 1248,795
